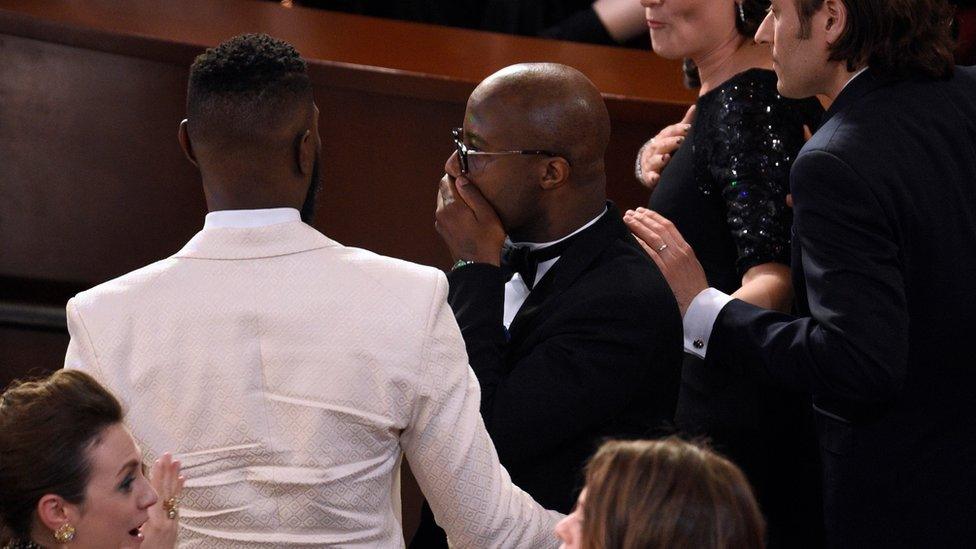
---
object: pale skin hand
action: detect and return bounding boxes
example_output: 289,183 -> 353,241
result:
624,208 -> 793,316
624,208 -> 708,316
636,106 -> 696,192
141,453 -> 185,549
434,175 -> 506,266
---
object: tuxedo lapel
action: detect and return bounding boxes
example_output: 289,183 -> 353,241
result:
507,203 -> 627,350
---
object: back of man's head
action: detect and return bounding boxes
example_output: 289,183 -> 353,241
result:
187,34 -> 313,151
183,34 -> 320,219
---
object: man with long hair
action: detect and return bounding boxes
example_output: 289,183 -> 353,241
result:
626,0 -> 976,545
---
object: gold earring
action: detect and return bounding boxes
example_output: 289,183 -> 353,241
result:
54,523 -> 76,543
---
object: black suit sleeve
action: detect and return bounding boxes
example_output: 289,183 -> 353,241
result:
710,149 -> 909,406
446,263 -> 508,404
448,262 -> 676,466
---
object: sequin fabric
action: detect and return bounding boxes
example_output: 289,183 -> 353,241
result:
693,69 -> 823,274
2,542 -> 38,549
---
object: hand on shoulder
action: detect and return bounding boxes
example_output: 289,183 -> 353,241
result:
635,105 -> 695,193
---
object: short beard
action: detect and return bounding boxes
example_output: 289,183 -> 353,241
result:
300,156 -> 322,224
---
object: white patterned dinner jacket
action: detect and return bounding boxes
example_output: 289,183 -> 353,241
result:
64,219 -> 560,548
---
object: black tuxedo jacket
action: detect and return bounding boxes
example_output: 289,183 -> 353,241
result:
709,68 -> 976,547
447,203 -> 683,512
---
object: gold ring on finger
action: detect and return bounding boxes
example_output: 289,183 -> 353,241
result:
163,496 -> 180,520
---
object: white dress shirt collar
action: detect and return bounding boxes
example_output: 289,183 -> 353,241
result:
508,206 -> 609,251
502,206 -> 609,328
204,208 -> 301,230
840,66 -> 870,94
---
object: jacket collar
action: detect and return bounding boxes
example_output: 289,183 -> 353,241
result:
174,221 -> 338,260
507,201 -> 626,340
822,68 -> 888,125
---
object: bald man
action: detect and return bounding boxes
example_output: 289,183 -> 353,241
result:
418,63 -> 682,543
64,36 -> 562,548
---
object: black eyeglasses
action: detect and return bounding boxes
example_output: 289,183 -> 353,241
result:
452,127 -> 564,174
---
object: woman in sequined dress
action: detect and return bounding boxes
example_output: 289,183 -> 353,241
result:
634,1 -> 823,546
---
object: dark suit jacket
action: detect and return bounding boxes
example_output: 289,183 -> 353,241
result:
709,68 -> 976,547
447,203 -> 683,512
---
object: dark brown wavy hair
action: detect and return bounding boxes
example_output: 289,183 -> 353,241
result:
580,438 -> 765,549
0,370 -> 124,544
795,0 -> 956,79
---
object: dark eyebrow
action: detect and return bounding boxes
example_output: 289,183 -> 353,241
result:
117,459 -> 140,477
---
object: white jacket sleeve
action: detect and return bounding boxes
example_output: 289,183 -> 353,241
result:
63,298 -> 106,382
399,274 -> 562,549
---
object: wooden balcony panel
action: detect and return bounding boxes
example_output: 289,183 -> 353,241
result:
0,0 -> 694,290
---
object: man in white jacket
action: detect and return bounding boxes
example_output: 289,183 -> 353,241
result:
64,33 -> 560,548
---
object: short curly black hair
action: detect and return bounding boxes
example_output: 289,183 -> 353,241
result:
187,33 -> 312,143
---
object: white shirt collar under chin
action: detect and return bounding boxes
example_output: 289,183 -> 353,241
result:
203,207 -> 301,230
840,66 -> 870,93
508,206 -> 609,252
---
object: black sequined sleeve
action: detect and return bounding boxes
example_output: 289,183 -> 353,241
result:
701,71 -> 821,276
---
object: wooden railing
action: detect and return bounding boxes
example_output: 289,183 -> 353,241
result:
0,1 -> 697,540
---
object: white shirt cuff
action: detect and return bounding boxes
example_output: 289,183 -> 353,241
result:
683,288 -> 733,358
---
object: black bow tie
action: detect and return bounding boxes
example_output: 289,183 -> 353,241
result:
501,234 -> 580,290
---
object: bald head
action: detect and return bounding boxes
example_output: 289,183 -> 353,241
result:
469,63 -> 611,182
455,64 -> 611,241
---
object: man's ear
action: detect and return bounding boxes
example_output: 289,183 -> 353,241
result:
539,157 -> 571,190
178,119 -> 199,167
822,0 -> 846,42
296,129 -> 315,176
35,494 -> 73,536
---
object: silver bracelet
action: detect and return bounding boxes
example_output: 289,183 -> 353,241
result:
451,259 -> 477,271
634,139 -> 653,182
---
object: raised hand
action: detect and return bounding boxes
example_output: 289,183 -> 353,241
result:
141,453 -> 185,549
434,175 -> 506,265
635,105 -> 696,193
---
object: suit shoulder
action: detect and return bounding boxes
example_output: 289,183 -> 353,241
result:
323,245 -> 447,308
954,64 -> 976,84
814,74 -> 974,146
800,72 -> 976,179
329,245 -> 443,285
71,258 -> 181,310
577,236 -> 678,309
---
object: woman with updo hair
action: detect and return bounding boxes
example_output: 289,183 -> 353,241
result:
555,438 -> 765,549
629,1 -> 823,544
0,370 -> 183,549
